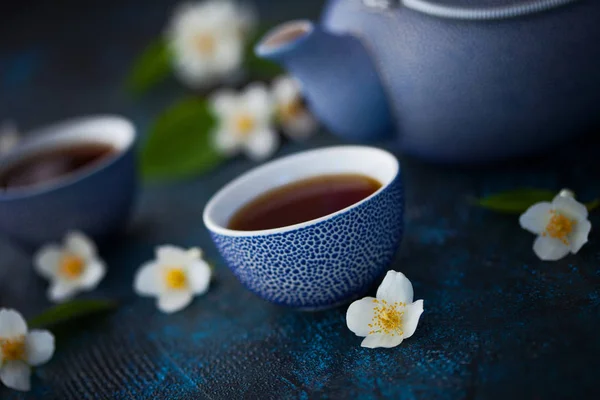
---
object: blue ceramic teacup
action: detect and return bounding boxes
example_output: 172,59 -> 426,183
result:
204,146 -> 404,310
0,115 -> 137,249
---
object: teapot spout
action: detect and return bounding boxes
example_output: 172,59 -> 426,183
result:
256,20 -> 394,141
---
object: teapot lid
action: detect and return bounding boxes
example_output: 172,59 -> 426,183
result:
399,0 -> 580,20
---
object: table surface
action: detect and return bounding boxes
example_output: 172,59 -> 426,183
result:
1,1 -> 600,399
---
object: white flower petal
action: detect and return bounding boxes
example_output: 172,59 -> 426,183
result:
282,112 -> 318,140
569,219 -> 591,254
79,261 -> 106,290
552,194 -> 588,221
0,309 -> 27,338
33,246 -> 62,279
243,83 -> 273,119
402,300 -> 424,339
156,245 -> 193,266
48,281 -> 78,303
376,271 -> 414,304
212,35 -> 243,75
533,235 -> 570,261
244,129 -> 279,161
65,231 -> 96,259
519,202 -> 552,235
0,361 -> 31,391
25,330 -> 55,366
187,261 -> 211,295
346,297 -> 377,337
361,334 -> 403,349
214,128 -> 242,156
210,89 -> 238,117
157,292 -> 193,314
134,262 -> 162,296
273,75 -> 300,103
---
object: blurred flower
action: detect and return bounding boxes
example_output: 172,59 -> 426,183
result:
272,76 -> 318,140
519,189 -> 591,261
34,232 -> 106,303
0,121 -> 20,155
134,246 -> 211,314
166,0 -> 256,88
0,309 -> 55,392
210,83 -> 278,161
346,271 -> 424,349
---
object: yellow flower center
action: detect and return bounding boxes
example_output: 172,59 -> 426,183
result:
0,337 -> 25,361
59,254 -> 85,280
195,33 -> 216,55
279,98 -> 303,121
234,114 -> 256,137
368,299 -> 404,337
164,267 -> 187,290
543,210 -> 575,245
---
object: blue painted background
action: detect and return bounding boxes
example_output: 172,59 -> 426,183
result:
1,1 -> 600,398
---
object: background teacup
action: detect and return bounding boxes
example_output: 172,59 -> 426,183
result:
0,115 -> 137,249
204,146 -> 404,310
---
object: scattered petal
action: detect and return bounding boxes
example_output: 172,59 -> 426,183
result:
376,270 -> 414,304
0,309 -> 54,392
25,331 -> 55,366
210,84 -> 278,161
570,219 -> 592,254
346,297 -> 376,337
520,191 -> 592,261
346,271 -> 423,349
134,262 -> 162,296
402,300 -> 424,339
533,235 -> 570,261
166,0 -> 256,88
34,231 -> 106,303
519,202 -> 552,235
157,292 -> 193,314
361,334 -> 403,349
134,246 -> 212,313
0,361 -> 31,392
65,231 -> 96,260
0,310 -> 27,338
272,76 -> 318,140
552,194 -> 588,221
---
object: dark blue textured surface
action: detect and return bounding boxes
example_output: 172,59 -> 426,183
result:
1,1 -> 600,399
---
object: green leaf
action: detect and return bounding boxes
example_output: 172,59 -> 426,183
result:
245,26 -> 285,79
474,188 -> 600,214
126,38 -> 172,94
474,188 -> 556,214
585,198 -> 600,211
141,97 -> 224,180
28,299 -> 118,329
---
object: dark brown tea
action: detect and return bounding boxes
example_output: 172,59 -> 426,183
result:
0,142 -> 116,191
228,174 -> 382,231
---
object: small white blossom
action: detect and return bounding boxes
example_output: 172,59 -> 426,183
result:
34,232 -> 106,303
0,121 -> 20,155
166,0 -> 256,88
519,190 -> 591,261
347,271 -> 424,349
134,246 -> 211,314
0,309 -> 55,392
272,76 -> 318,140
210,83 -> 279,161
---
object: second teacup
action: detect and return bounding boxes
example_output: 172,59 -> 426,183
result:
203,146 -> 404,310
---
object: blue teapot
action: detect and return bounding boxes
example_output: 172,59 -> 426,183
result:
256,0 -> 600,163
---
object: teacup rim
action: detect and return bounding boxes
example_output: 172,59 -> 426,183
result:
203,145 -> 400,238
0,115 -> 135,201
